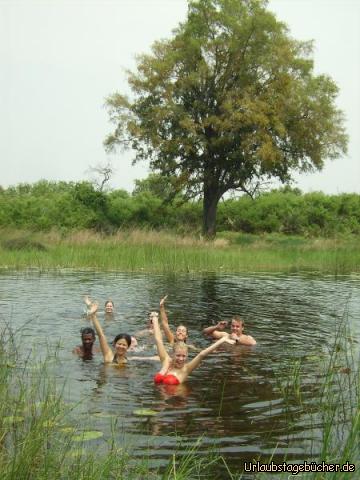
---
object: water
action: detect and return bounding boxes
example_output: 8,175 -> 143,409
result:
1,270 -> 359,476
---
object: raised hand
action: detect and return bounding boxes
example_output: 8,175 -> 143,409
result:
84,295 -> 92,307
159,295 -> 168,308
217,320 -> 228,330
88,301 -> 99,316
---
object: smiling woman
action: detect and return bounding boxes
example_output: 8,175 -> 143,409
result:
152,315 -> 228,385
87,302 -> 131,365
86,302 -> 158,366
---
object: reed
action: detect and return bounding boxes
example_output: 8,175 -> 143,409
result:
0,327 -> 219,480
0,228 -> 359,274
0,313 -> 358,479
247,312 -> 360,479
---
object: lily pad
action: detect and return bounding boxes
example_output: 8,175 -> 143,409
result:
3,415 -> 24,424
59,426 -> 77,434
92,412 -> 116,419
133,408 -> 158,417
71,430 -> 103,442
67,449 -> 85,458
306,355 -> 322,361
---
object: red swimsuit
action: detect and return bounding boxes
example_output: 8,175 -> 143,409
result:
154,372 -> 180,385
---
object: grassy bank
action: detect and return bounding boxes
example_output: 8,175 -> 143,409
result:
0,229 -> 360,274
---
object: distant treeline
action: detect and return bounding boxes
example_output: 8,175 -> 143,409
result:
1,180 -> 360,236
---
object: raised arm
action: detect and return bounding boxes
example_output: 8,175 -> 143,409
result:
203,320 -> 228,339
159,295 -> 174,344
88,303 -> 113,363
84,295 -> 92,307
185,335 -> 228,375
152,316 -> 170,365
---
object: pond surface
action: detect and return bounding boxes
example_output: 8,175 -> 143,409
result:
0,270 -> 359,477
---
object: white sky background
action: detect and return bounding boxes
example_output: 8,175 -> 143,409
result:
1,0 -> 359,194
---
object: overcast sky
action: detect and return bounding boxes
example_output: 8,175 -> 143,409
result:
1,0 -> 359,194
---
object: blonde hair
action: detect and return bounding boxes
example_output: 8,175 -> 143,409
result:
173,341 -> 188,354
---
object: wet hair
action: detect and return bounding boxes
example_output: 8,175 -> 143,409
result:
175,324 -> 188,343
105,300 -> 114,307
173,341 -> 188,354
113,333 -> 132,347
176,324 -> 188,334
232,315 -> 244,326
80,327 -> 96,339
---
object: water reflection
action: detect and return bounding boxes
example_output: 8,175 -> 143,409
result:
0,270 -> 359,473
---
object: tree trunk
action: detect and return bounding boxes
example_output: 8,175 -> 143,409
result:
203,185 -> 221,239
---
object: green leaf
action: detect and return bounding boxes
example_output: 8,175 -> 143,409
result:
71,430 -> 103,442
133,408 -> 158,416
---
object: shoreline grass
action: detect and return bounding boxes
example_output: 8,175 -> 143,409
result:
0,228 -> 359,274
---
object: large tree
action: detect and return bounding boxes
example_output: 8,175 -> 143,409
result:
105,0 -> 347,238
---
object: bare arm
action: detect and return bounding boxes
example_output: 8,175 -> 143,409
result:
159,295 -> 174,344
88,303 -> 113,363
152,317 -> 170,365
129,355 -> 160,361
185,335 -> 228,375
203,321 -> 228,338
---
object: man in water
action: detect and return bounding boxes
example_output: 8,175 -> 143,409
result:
203,316 -> 256,346
73,327 -> 100,359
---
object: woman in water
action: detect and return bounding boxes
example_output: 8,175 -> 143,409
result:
84,295 -> 114,315
87,302 -> 157,365
159,296 -> 197,350
152,314 -> 228,385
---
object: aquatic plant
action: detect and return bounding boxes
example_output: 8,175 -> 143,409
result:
0,327 -> 222,479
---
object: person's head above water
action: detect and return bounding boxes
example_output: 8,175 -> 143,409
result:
230,316 -> 244,335
171,341 -> 188,368
105,300 -> 114,314
112,333 -> 132,356
80,327 -> 96,349
175,325 -> 188,342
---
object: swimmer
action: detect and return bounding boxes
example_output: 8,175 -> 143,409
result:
159,296 -> 198,351
84,296 -> 115,315
203,316 -> 256,346
72,327 -> 100,359
152,315 -> 228,385
135,311 -> 157,337
87,302 -> 157,365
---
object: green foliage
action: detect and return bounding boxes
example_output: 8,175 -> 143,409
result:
105,0 -> 347,236
0,180 -> 360,237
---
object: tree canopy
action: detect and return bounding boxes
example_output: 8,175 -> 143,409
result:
105,0 -> 347,237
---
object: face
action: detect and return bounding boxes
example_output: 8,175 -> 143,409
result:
114,338 -> 129,356
175,325 -> 188,342
174,348 -> 187,368
231,320 -> 243,335
82,334 -> 95,349
105,301 -> 114,314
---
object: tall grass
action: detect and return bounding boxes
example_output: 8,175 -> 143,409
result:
1,228 -> 360,274
0,313 -> 358,479
0,327 -> 219,480
263,313 -> 360,480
